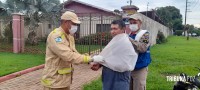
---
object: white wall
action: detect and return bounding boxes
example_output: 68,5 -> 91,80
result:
139,13 -> 172,45
24,21 -> 55,39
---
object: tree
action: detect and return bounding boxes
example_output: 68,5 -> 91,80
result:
172,18 -> 184,30
0,1 -> 7,16
0,1 -> 4,9
188,24 -> 195,31
4,0 -> 61,23
156,6 -> 183,31
1,0 -> 61,45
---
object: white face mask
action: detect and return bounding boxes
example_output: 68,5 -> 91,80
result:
69,25 -> 78,34
129,24 -> 138,32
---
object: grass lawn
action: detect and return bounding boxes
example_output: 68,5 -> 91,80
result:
23,43 -> 103,54
0,52 -> 44,76
0,42 -> 102,54
83,36 -> 200,90
0,43 -> 101,76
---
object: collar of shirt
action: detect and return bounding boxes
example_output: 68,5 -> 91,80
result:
130,29 -> 142,35
59,27 -> 65,34
59,27 -> 72,37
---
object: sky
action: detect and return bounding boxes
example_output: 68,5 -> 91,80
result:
60,0 -> 200,27
1,0 -> 200,27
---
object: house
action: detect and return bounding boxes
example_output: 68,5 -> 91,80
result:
62,0 -> 121,38
1,0 -> 121,40
34,0 -> 171,45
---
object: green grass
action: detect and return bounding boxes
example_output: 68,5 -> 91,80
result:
24,43 -> 102,54
83,36 -> 200,90
83,77 -> 102,90
0,52 -> 45,76
0,41 -> 102,54
0,43 -> 101,76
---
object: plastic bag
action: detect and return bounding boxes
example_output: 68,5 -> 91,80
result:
100,33 -> 138,72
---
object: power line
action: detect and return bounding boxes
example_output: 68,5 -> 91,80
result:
147,1 -> 184,13
193,0 -> 200,10
190,0 -> 199,10
187,0 -> 200,22
188,18 -> 200,19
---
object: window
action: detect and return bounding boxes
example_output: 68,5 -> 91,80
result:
48,24 -> 52,29
96,24 -> 110,32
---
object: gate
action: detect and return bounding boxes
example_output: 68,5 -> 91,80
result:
74,13 -> 121,55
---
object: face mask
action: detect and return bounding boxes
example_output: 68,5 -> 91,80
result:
129,24 -> 138,32
69,25 -> 78,34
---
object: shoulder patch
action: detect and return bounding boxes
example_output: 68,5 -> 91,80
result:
55,37 -> 62,43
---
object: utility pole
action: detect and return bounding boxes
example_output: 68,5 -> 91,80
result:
127,0 -> 132,5
146,2 -> 149,17
146,2 -> 149,29
63,0 -> 65,9
185,0 -> 188,40
185,0 -> 191,40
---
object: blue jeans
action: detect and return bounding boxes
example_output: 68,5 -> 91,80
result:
102,66 -> 131,90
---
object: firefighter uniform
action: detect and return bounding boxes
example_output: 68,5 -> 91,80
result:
41,27 -> 90,90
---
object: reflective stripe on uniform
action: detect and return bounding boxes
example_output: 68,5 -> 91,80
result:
60,32 -> 65,40
53,29 -> 57,33
41,79 -> 52,86
83,56 -> 90,63
58,68 -> 73,74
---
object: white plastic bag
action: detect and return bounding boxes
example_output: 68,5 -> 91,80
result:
100,33 -> 138,72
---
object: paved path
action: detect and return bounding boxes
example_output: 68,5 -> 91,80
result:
0,64 -> 102,90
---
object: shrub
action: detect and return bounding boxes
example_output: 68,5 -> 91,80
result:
174,30 -> 183,36
156,31 -> 167,44
26,30 -> 38,46
75,32 -> 112,45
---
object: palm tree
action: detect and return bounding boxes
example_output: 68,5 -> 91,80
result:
0,0 -> 61,45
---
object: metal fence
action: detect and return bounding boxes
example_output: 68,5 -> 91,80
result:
0,13 -> 121,55
0,17 -> 13,52
74,13 -> 121,54
0,13 -> 121,77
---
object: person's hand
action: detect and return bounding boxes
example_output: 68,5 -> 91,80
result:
90,62 -> 101,71
92,55 -> 104,63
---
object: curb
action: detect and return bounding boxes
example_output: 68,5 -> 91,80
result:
0,64 -> 44,83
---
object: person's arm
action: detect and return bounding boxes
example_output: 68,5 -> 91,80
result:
129,32 -> 150,53
48,33 -> 90,64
